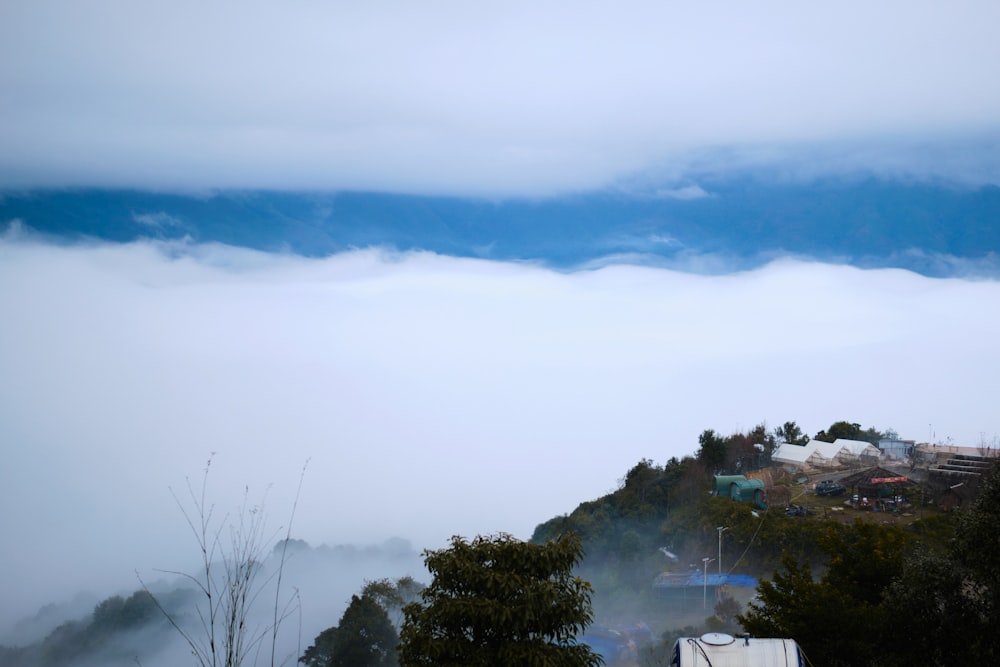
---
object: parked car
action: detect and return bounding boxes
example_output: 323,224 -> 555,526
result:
785,504 -> 815,517
815,480 -> 846,497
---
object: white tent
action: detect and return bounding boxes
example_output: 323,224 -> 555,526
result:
811,440 -> 849,465
832,438 -> 883,463
772,442 -> 828,469
772,438 -> 882,471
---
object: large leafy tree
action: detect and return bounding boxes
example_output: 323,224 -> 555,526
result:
361,576 -> 425,628
880,550 -> 980,665
884,460 -> 1000,664
330,594 -> 399,667
696,429 -> 727,473
398,533 -> 600,667
774,420 -> 809,445
738,521 -> 909,667
813,420 -> 883,444
299,627 -> 339,667
300,593 -> 398,667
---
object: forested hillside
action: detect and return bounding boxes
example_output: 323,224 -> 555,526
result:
532,420 -> 997,665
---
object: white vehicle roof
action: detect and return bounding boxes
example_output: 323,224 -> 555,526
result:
671,633 -> 804,667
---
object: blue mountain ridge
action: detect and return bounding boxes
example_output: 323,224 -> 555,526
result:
2,180 -> 999,277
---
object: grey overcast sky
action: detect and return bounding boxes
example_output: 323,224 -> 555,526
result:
2,1 -> 1000,194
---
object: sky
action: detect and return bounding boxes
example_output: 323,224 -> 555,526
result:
2,0 -> 1000,643
2,1 -> 1000,194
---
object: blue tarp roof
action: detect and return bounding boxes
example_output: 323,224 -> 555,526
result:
653,572 -> 759,589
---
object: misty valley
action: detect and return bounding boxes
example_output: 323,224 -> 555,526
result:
4,419 -> 1000,666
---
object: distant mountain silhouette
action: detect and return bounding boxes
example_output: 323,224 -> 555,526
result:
3,180 -> 999,277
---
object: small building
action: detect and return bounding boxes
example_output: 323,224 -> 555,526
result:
670,632 -> 805,666
879,438 -> 915,461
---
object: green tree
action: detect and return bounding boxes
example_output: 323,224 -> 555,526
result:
880,549 -> 980,666
330,594 -> 399,667
620,459 -> 660,502
301,590 -> 402,667
89,590 -> 157,645
774,421 -> 808,445
814,421 -> 883,444
696,429 -> 727,473
299,627 -> 339,667
722,427 -> 770,473
362,576 -> 425,628
813,420 -> 861,442
874,465 -> 1000,664
398,533 -> 600,667
738,521 -> 909,667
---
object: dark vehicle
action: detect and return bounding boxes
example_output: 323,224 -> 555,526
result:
785,504 -> 815,517
815,480 -> 846,497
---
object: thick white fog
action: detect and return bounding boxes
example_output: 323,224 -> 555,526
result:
1,235 -> 998,634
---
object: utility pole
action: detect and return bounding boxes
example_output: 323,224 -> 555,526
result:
717,526 -> 729,576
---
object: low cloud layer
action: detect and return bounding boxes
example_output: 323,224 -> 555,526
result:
2,2 -> 1000,194
1,237 -> 998,631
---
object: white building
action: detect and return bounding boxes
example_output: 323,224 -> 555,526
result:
878,438 -> 914,461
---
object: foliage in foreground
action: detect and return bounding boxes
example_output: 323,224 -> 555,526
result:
398,533 -> 601,667
300,577 -> 422,667
299,594 -> 398,667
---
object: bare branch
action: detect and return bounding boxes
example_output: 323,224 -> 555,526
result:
139,456 -> 307,667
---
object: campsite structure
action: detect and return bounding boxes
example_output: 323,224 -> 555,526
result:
772,438 -> 881,472
714,475 -> 767,509
837,466 -> 916,504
